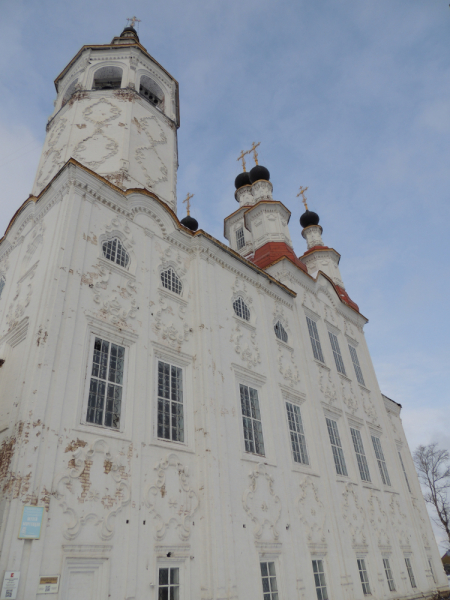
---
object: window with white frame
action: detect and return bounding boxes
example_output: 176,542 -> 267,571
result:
233,297 -> 250,321
286,402 -> 309,465
326,417 -> 348,476
161,267 -> 182,295
428,559 -> 436,583
86,337 -> 125,429
312,559 -> 329,600
158,567 -> 179,600
405,557 -> 416,588
102,237 -> 130,268
328,331 -> 346,375
398,451 -> 412,493
371,436 -> 391,486
0,276 -> 5,300
236,227 -> 245,250
306,316 -> 325,363
357,558 -> 371,596
240,384 -> 265,455
157,361 -> 184,443
260,561 -> 279,600
383,558 -> 396,591
349,344 -> 365,386
274,321 -> 288,343
350,428 -> 371,482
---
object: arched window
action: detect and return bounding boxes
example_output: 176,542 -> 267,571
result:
139,75 -> 164,108
62,78 -> 78,107
161,268 -> 182,295
102,238 -> 130,268
274,321 -> 288,343
0,277 -> 5,300
93,66 -> 123,90
233,297 -> 250,321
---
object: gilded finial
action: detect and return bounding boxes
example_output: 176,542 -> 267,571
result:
183,193 -> 194,216
297,186 -> 309,211
237,150 -> 249,172
249,141 -> 261,165
126,16 -> 141,28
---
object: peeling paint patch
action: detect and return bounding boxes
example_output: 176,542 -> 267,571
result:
65,438 -> 87,453
36,328 -> 48,346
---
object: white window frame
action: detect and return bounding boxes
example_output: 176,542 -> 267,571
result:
233,296 -> 251,322
160,266 -> 183,296
357,558 -> 371,596
326,417 -> 348,476
306,315 -> 325,363
328,330 -> 346,375
274,321 -> 288,343
239,383 -> 265,456
0,276 -> 5,300
156,359 -> 185,444
383,557 -> 396,592
311,558 -> 329,600
428,558 -> 436,584
259,560 -> 279,599
404,556 -> 416,588
101,236 -> 130,269
350,427 -> 371,482
156,557 -> 188,600
286,401 -> 309,465
371,435 -> 391,486
398,450 -> 412,493
236,226 -> 245,250
348,344 -> 365,386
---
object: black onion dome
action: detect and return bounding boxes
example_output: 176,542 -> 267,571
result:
249,165 -> 270,184
120,27 -> 139,41
300,209 -> 320,229
180,215 -> 198,232
235,172 -> 251,190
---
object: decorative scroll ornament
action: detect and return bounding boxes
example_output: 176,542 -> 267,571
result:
317,364 -> 338,405
389,495 -> 410,548
277,344 -> 300,387
153,294 -> 191,349
361,389 -> 378,425
230,324 -> 261,370
341,483 -> 366,547
6,262 -> 38,329
242,463 -> 281,541
297,476 -> 326,546
367,491 -> 390,547
133,115 -> 168,190
340,378 -> 358,415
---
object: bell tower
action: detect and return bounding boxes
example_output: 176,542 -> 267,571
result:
32,25 -> 180,211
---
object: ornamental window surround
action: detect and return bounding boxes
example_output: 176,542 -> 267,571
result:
348,344 -> 365,386
233,296 -> 250,321
357,558 -> 371,596
102,237 -> 130,269
312,559 -> 329,600
161,267 -> 183,295
260,561 -> 279,600
274,321 -> 288,343
239,383 -> 265,456
326,417 -> 348,476
157,360 -> 184,443
405,557 -> 416,588
371,435 -> 391,486
328,330 -> 346,375
286,402 -> 309,465
306,316 -> 325,363
383,557 -> 396,591
350,428 -> 371,482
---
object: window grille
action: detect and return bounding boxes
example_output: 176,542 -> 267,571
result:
286,402 -> 309,465
328,331 -> 346,375
236,227 -> 245,250
371,436 -> 391,486
405,558 -> 416,588
139,75 -> 163,107
158,567 -> 179,600
349,344 -> 365,386
240,384 -> 265,455
157,361 -> 184,443
233,297 -> 250,321
306,316 -> 325,363
357,559 -> 371,596
274,321 -> 288,343
383,558 -> 396,591
428,559 -> 436,583
0,277 -> 5,300
398,451 -> 411,493
312,560 -> 329,600
350,428 -> 371,482
260,562 -> 279,600
102,237 -> 130,268
161,268 -> 182,295
87,337 -> 125,429
326,418 -> 348,476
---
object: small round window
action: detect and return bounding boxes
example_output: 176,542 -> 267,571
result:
102,238 -> 130,268
233,297 -> 250,321
161,268 -> 182,295
274,321 -> 288,343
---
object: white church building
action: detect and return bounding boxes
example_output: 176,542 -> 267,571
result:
0,25 -> 447,600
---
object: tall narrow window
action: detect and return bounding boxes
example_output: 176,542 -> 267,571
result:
236,227 -> 245,250
161,268 -> 182,295
157,361 -> 184,443
286,402 -> 309,465
398,451 -> 411,493
428,559 -> 436,583
306,316 -> 324,363
312,559 -> 329,600
326,418 -> 348,476
0,277 -> 5,300
371,436 -> 391,486
260,562 -> 278,600
383,558 -> 396,591
350,428 -> 371,482
233,297 -> 250,321
102,238 -> 130,268
405,558 -> 416,588
158,567 -> 179,600
357,558 -> 371,596
349,344 -> 365,386
274,321 -> 288,343
328,331 -> 346,375
86,337 -> 125,429
240,384 -> 265,456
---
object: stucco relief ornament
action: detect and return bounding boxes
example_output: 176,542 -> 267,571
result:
361,389 -> 378,425
344,319 -> 356,338
302,290 -> 317,312
133,115 -> 168,190
367,491 -> 390,547
340,378 -> 358,415
341,484 -> 366,547
317,364 -> 337,405
53,439 -> 131,541
389,495 -> 410,547
35,117 -> 68,190
105,216 -> 135,249
5,262 -> 38,329
277,345 -> 300,387
230,324 -> 261,370
242,464 -> 281,541
145,453 -> 199,542
297,476 -> 326,546
153,295 -> 191,349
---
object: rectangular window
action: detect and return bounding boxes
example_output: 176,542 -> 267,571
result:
306,316 -> 325,363
405,558 -> 416,588
328,331 -> 346,375
350,428 -> 371,482
158,567 -> 179,600
371,436 -> 391,486
349,344 -> 365,386
240,384 -> 265,456
383,558 -> 396,591
157,361 -> 184,443
326,418 -> 348,476
357,558 -> 371,596
398,451 -> 412,493
87,337 -> 125,429
428,559 -> 436,583
260,561 -> 278,600
312,559 -> 329,600
236,227 -> 245,250
286,402 -> 309,465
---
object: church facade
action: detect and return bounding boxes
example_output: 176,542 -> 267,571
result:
0,26 -> 447,600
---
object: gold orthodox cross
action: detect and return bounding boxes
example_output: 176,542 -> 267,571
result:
249,141 -> 261,165
183,193 -> 194,216
297,186 -> 309,210
237,150 -> 248,172
127,16 -> 141,28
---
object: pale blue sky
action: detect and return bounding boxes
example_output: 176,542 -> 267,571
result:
0,0 -> 449,548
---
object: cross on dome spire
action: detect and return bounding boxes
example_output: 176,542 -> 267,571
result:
183,192 -> 194,216
297,186 -> 309,210
126,16 -> 141,28
249,141 -> 261,165
237,150 -> 249,172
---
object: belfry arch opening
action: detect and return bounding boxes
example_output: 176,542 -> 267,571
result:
92,66 -> 123,90
139,75 -> 164,108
